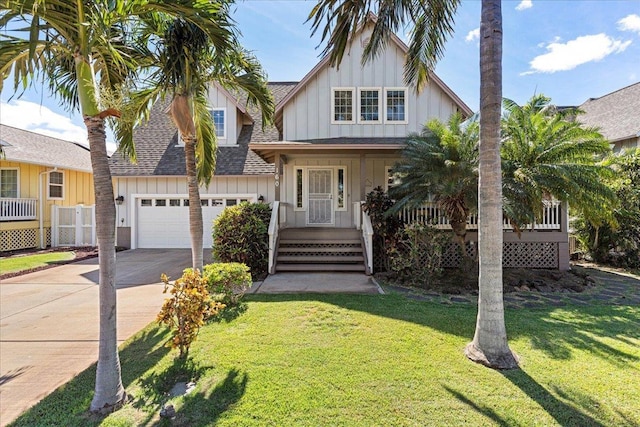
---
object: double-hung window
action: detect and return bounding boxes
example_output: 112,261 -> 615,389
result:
358,88 -> 381,123
0,168 -> 18,198
385,88 -> 408,123
331,88 -> 355,124
48,171 -> 64,199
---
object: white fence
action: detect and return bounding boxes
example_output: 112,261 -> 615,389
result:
0,198 -> 37,221
51,205 -> 96,247
399,199 -> 562,230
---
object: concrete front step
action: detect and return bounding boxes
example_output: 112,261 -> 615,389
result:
275,263 -> 366,272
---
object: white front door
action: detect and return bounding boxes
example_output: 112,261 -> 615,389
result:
307,168 -> 334,225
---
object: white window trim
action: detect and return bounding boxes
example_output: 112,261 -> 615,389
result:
384,87 -> 409,124
357,87 -> 382,124
47,170 -> 65,200
0,167 -> 19,198
211,107 -> 227,141
331,87 -> 355,124
336,166 -> 348,211
294,167 -> 307,211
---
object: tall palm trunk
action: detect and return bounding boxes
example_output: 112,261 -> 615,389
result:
85,116 -> 126,411
184,135 -> 204,272
465,0 -> 518,369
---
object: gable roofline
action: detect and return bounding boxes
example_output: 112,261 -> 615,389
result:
212,82 -> 253,121
274,14 -> 473,126
0,124 -> 93,172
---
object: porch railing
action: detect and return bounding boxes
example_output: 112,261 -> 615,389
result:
268,201 -> 280,274
0,198 -> 37,221
361,209 -> 374,274
400,199 -> 562,231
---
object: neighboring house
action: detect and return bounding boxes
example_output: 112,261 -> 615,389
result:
0,125 -> 95,252
578,81 -> 640,153
109,19 -> 570,271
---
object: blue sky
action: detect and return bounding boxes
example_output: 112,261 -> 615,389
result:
1,0 -> 639,151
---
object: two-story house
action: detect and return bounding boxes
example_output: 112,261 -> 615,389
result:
109,19 -> 569,272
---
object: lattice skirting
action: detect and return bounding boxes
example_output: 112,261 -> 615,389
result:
375,240 -> 559,271
0,227 -> 51,252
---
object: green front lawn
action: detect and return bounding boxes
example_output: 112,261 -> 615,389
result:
11,295 -> 640,427
0,251 -> 75,274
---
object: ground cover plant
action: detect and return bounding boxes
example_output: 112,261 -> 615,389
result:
10,290 -> 639,427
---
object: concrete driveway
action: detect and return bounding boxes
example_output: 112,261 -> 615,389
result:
0,249 -> 198,426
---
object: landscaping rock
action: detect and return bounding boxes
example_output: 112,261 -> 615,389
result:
160,404 -> 176,419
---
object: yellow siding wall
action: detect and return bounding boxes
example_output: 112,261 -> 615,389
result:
1,161 -> 94,250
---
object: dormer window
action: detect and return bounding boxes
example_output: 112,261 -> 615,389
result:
331,88 -> 355,124
211,108 -> 226,139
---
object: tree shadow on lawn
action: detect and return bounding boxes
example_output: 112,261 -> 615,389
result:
247,293 -> 639,367
444,370 -> 608,427
150,368 -> 248,427
9,325 -> 170,427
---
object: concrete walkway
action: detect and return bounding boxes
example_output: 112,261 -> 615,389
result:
253,272 -> 383,295
0,249 -> 197,426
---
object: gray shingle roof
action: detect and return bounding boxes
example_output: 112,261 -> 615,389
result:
109,82 -> 297,177
578,82 -> 640,142
0,124 -> 92,172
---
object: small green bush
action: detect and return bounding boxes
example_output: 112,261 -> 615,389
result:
157,269 -> 225,359
212,202 -> 271,277
203,262 -> 252,306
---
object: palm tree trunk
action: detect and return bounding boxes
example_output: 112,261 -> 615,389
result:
184,135 -> 204,272
86,116 -> 126,412
465,0 -> 518,369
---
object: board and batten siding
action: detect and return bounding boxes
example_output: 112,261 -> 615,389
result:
0,160 -> 94,226
112,176 -> 275,227
280,154 -> 400,229
282,28 -> 460,141
206,85 -> 247,146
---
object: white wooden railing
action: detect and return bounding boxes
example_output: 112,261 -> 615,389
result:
362,210 -> 374,274
268,201 -> 280,274
400,199 -> 562,230
0,198 -> 37,221
353,201 -> 362,230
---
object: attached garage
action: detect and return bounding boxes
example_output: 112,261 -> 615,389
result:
132,194 -> 256,249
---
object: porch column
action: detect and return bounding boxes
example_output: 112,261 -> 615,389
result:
360,154 -> 366,202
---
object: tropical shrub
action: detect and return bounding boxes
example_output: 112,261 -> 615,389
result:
362,187 -> 405,271
388,224 -> 450,285
203,262 -> 252,306
574,149 -> 640,268
212,202 -> 271,277
157,269 -> 225,359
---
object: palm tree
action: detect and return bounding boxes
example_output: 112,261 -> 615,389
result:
0,0 -> 241,412
126,16 -> 274,272
309,0 -> 518,369
501,94 -> 616,231
389,114 -> 478,259
463,0 -> 518,369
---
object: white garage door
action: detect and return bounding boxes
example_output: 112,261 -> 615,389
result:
136,196 -> 253,248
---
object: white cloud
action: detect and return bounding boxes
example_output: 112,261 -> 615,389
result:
524,33 -> 632,74
0,99 -> 117,152
465,28 -> 480,43
1,99 -> 87,144
618,14 -> 640,34
516,0 -> 533,11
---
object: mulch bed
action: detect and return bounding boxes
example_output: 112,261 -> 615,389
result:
376,266 -> 596,295
0,246 -> 100,280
